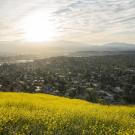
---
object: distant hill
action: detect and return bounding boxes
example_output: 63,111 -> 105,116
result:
69,42 -> 135,56
69,51 -> 135,57
102,42 -> 135,51
0,41 -> 135,57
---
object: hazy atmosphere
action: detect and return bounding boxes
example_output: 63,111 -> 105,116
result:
0,0 -> 135,44
0,1 -> 135,135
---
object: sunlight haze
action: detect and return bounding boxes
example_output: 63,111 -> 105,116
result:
0,0 -> 135,44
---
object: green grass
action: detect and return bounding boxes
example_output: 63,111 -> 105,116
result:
0,92 -> 135,135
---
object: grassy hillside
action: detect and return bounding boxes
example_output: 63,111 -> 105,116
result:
0,92 -> 135,135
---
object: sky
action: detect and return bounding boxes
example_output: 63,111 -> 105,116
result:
0,0 -> 135,44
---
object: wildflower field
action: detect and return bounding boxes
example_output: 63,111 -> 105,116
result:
0,92 -> 135,135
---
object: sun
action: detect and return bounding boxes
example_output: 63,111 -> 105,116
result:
21,12 -> 57,42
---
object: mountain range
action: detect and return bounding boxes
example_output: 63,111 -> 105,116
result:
0,41 -> 135,57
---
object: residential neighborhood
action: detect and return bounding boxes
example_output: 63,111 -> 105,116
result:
0,54 -> 135,104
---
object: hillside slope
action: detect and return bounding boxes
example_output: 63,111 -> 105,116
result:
0,92 -> 135,135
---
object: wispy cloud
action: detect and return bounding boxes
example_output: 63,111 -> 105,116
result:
0,0 -> 135,43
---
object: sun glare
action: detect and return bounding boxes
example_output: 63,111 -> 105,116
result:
22,12 -> 57,42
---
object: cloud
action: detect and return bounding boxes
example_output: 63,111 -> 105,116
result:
0,0 -> 135,43
55,0 -> 135,31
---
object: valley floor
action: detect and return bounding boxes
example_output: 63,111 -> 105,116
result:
0,92 -> 135,135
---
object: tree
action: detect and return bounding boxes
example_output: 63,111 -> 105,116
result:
85,88 -> 97,102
